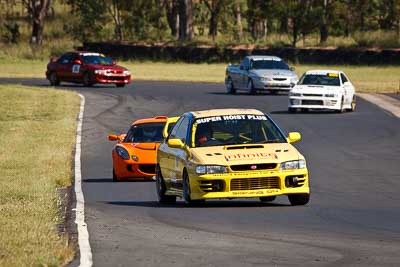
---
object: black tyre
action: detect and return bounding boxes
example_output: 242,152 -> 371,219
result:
112,168 -> 120,182
116,83 -> 125,88
49,72 -> 60,86
288,194 -> 310,206
156,165 -> 176,204
337,97 -> 345,113
247,79 -> 256,95
83,72 -> 93,87
347,95 -> 356,112
183,171 -> 205,206
226,77 -> 236,94
259,196 -> 276,202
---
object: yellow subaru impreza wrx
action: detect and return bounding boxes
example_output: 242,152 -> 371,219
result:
156,108 -> 310,206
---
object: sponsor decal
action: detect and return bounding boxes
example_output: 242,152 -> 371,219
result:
81,52 -> 100,56
196,114 -> 268,124
232,189 -> 279,196
224,152 -> 277,161
327,73 -> 339,77
72,64 -> 80,73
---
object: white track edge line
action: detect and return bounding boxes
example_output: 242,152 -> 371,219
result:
74,94 -> 93,267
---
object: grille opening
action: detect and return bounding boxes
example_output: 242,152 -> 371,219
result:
200,180 -> 225,192
302,100 -> 323,105
138,164 -> 156,174
303,93 -> 323,97
230,163 -> 277,171
273,78 -> 287,81
230,177 -> 280,191
285,175 -> 305,188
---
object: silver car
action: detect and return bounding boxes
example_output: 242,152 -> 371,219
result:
225,55 -> 298,94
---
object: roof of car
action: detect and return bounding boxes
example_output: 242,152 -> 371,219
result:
305,69 -> 342,75
132,116 -> 168,125
246,55 -> 282,61
190,108 -> 265,119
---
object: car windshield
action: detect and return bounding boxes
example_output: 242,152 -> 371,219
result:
82,54 -> 113,65
251,59 -> 289,70
124,122 -> 165,143
299,74 -> 340,86
193,114 -> 287,148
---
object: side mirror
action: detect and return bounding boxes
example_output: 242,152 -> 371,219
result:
168,138 -> 184,148
108,134 -> 119,141
287,132 -> 301,143
73,59 -> 82,65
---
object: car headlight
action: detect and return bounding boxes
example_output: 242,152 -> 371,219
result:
115,146 -> 130,160
94,69 -> 107,74
324,93 -> 337,97
258,76 -> 271,82
290,77 -> 298,84
196,165 -> 227,174
123,70 -> 131,75
280,160 -> 306,171
290,92 -> 302,97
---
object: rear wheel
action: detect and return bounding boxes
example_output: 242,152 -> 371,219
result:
259,196 -> 276,202
288,194 -> 310,206
226,77 -> 236,94
247,79 -> 256,95
183,171 -> 205,206
49,72 -> 60,86
116,83 -> 125,88
156,166 -> 176,204
83,72 -> 93,87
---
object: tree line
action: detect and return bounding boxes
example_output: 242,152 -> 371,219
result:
1,0 -> 400,47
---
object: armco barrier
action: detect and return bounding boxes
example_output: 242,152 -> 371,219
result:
80,42 -> 400,65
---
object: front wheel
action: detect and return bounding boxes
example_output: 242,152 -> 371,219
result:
347,95 -> 356,112
247,79 -> 256,95
156,166 -> 176,204
112,168 -> 120,182
49,72 -> 60,86
288,194 -> 310,206
337,97 -> 345,113
83,72 -> 93,87
226,77 -> 236,94
183,171 -> 205,206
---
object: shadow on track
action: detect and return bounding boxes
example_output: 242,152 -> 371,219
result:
105,200 -> 290,208
83,177 -> 154,183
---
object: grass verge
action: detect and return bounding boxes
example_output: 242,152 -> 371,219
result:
0,60 -> 399,93
0,84 -> 80,266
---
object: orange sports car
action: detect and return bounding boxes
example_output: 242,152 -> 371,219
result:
108,116 -> 178,181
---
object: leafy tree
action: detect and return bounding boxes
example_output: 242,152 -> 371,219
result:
22,0 -> 52,45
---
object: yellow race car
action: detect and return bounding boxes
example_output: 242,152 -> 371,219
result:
156,108 -> 310,206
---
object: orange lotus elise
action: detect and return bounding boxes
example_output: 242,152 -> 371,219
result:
108,116 -> 178,182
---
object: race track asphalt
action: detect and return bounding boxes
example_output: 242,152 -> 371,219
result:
2,79 -> 400,266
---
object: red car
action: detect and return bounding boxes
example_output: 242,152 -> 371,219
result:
46,51 -> 131,87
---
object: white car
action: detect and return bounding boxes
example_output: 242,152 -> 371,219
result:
288,70 -> 356,113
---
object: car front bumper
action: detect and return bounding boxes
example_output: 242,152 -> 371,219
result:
187,169 -> 309,200
254,79 -> 295,91
94,74 -> 131,84
113,157 -> 156,179
288,96 -> 341,110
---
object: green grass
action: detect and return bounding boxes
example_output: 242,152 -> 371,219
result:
0,59 -> 399,93
0,85 -> 79,266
